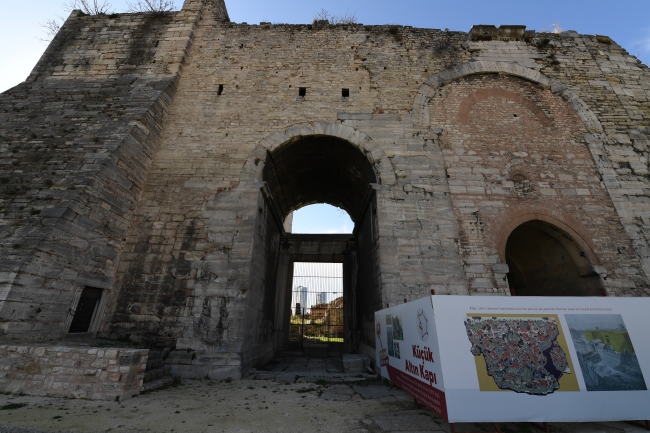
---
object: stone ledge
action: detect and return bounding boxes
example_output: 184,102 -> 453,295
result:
0,344 -> 148,401
337,112 -> 373,120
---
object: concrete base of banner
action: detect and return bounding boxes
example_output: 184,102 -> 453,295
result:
625,420 -> 650,430
449,423 -> 503,433
529,422 -> 550,433
411,398 -> 504,433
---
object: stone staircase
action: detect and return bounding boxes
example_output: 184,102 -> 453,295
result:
140,349 -> 176,393
248,353 -> 375,383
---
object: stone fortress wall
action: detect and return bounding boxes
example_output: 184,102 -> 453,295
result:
0,0 -> 648,379
0,344 -> 147,401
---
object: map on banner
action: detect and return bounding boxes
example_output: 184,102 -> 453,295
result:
464,314 -> 579,394
417,308 -> 429,342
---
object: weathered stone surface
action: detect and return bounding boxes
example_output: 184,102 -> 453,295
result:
275,373 -> 296,384
321,391 -> 353,401
353,385 -> 394,399
370,410 -> 443,431
343,354 -> 371,373
0,0 -> 649,381
0,344 -> 147,400
325,384 -> 353,393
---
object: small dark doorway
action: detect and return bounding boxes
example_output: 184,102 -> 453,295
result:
68,287 -> 103,333
505,220 -> 602,296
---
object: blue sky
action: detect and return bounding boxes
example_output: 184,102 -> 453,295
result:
1,1 -> 648,233
0,0 -> 648,94
292,204 -> 354,234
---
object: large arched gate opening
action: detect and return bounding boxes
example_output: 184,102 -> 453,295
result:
505,220 -> 602,296
253,134 -> 382,357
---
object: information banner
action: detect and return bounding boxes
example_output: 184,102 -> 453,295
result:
375,297 -> 447,420
376,296 -> 650,423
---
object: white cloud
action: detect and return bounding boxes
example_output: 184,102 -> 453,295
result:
631,28 -> 650,65
324,224 -> 352,234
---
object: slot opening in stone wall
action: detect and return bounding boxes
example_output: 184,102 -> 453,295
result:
342,88 -> 350,98
299,87 -> 306,97
68,287 -> 104,333
217,84 -> 224,95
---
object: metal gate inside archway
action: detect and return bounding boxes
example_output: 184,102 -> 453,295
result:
289,262 -> 344,346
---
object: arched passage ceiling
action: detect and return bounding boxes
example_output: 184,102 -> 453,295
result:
505,220 -> 601,296
263,135 -> 377,223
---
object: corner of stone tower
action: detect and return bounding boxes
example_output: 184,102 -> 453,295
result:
211,0 -> 230,22
181,0 -> 230,22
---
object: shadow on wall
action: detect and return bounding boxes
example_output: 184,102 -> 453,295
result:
506,220 -> 602,296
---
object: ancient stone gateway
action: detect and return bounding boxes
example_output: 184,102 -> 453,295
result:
0,0 -> 649,386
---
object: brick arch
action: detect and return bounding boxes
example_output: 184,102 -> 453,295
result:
491,204 -> 601,267
457,87 -> 553,127
413,61 -> 603,134
240,122 -> 397,186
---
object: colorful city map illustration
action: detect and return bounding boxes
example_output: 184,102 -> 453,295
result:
566,314 -> 647,391
465,314 -> 579,395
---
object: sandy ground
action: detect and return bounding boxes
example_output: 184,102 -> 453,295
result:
0,378 -> 412,433
1,378 -> 648,433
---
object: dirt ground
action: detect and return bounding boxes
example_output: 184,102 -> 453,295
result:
0,378 -> 411,433
0,378 -> 647,433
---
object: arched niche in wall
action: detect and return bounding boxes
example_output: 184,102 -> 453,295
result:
504,220 -> 603,296
412,61 -> 603,134
413,62 -> 628,297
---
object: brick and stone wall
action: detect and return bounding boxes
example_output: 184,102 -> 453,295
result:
101,11 -> 474,377
100,18 -> 649,376
429,73 -> 645,295
0,0 -> 649,380
0,345 -> 148,401
0,0 -> 228,341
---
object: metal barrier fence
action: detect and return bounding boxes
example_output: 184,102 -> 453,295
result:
289,263 -> 343,344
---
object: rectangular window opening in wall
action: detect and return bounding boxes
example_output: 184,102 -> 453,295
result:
217,84 -> 224,95
342,88 -> 350,98
68,287 -> 103,334
299,87 -> 307,97
289,262 -> 343,345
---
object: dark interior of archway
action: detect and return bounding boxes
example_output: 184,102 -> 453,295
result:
263,135 -> 377,222
253,135 -> 381,356
505,221 -> 602,296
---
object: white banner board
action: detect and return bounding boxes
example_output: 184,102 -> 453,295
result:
376,296 -> 650,423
